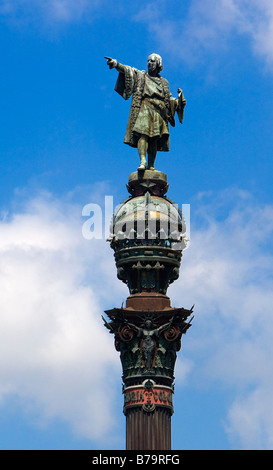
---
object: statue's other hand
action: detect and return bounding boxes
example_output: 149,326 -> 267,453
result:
104,56 -> 117,69
177,88 -> 186,104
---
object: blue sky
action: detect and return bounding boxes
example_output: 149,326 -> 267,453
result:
0,0 -> 273,450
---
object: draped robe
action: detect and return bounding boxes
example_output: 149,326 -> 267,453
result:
114,63 -> 185,152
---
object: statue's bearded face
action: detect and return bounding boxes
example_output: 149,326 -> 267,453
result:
147,55 -> 158,74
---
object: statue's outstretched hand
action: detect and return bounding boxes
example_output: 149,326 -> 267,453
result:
104,56 -> 117,69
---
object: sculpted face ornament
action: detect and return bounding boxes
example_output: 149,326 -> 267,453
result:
105,53 -> 186,172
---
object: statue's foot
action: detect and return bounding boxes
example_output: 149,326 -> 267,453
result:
148,166 -> 156,171
138,161 -> 147,171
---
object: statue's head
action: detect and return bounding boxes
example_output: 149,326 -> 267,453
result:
144,319 -> 153,329
147,53 -> 163,74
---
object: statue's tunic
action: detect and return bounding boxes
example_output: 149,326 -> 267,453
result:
114,63 -> 183,152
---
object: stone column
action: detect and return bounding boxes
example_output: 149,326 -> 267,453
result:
104,170 -> 193,450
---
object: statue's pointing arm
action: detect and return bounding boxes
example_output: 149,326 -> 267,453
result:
104,56 -> 127,74
105,56 -> 135,101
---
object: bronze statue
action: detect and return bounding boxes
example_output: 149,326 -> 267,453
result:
105,53 -> 186,171
125,317 -> 174,371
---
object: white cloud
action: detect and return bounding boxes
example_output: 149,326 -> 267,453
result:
0,189 -> 127,445
227,387 -> 273,449
134,0 -> 273,68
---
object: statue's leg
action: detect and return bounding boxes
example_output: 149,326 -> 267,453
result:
147,138 -> 158,170
137,135 -> 148,170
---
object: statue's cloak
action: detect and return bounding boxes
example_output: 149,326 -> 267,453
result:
114,65 -> 184,151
